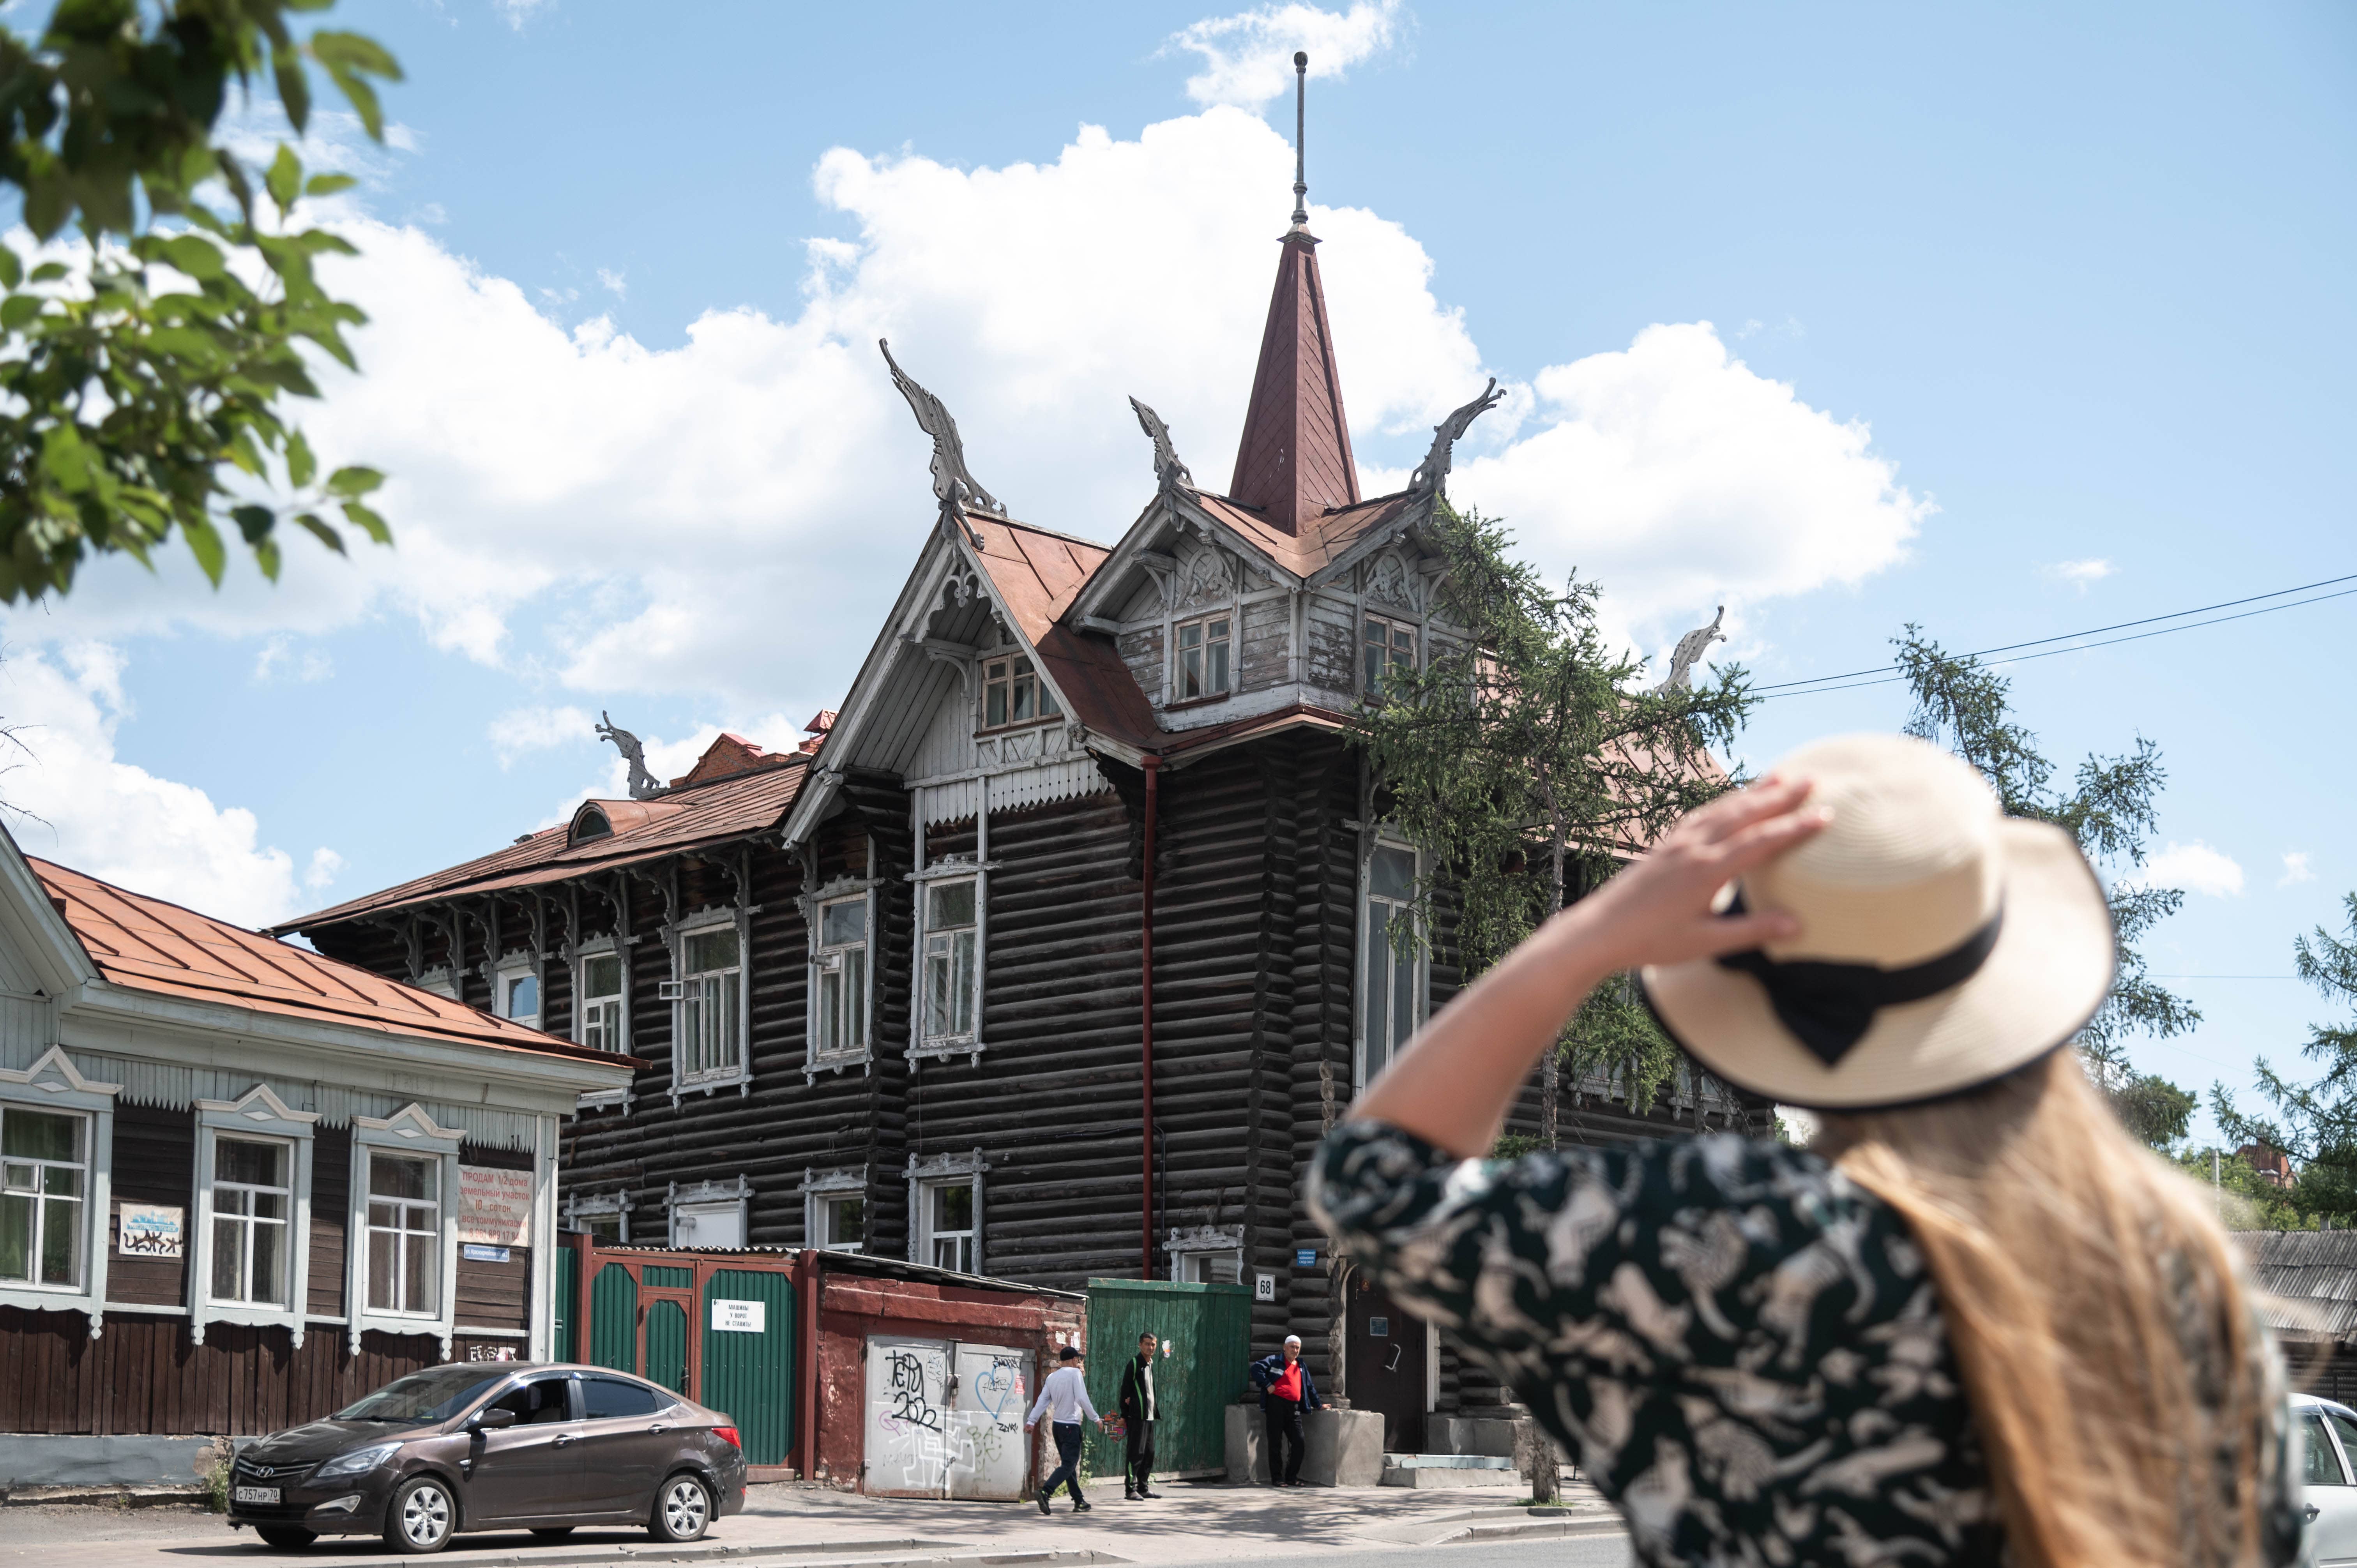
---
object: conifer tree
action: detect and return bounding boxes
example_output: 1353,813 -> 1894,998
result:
2212,893 -> 2357,1222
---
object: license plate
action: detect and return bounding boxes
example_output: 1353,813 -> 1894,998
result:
233,1485 -> 281,1504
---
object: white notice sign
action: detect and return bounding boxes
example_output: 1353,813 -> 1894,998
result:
118,1203 -> 184,1258
710,1298 -> 766,1333
458,1166 -> 535,1248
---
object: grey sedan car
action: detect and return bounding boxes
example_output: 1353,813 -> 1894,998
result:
225,1362 -> 748,1554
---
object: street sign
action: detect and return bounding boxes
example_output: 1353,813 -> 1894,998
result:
710,1298 -> 767,1333
1295,1248 -> 1316,1267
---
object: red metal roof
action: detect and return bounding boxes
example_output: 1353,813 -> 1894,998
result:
279,754 -> 810,933
31,858 -> 633,1065
1226,230 -> 1360,533
1187,487 -> 1417,581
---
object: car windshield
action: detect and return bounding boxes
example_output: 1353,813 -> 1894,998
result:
334,1367 -> 511,1425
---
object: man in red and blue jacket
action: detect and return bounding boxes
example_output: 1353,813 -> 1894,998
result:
1249,1334 -> 1325,1487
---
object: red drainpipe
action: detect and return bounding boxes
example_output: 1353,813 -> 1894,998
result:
1141,754 -> 1161,1283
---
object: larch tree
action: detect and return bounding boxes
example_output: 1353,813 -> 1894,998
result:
1351,503 -> 1754,1140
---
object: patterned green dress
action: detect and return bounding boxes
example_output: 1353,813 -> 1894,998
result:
1311,1121 -> 2300,1567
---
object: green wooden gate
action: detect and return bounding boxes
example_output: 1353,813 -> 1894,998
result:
1080,1280 -> 1253,1479
646,1299 -> 691,1394
589,1262 -> 638,1372
554,1244 -> 580,1363
701,1270 -> 796,1466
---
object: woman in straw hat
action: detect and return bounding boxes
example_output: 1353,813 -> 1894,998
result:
1312,734 -> 2300,1567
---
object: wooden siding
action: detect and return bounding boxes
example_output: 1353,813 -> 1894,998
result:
1305,592 -> 1358,692
109,1102 -> 193,1309
1237,594 -> 1291,692
308,1127 -> 350,1320
455,1249 -> 530,1332
0,1310 -> 518,1437
1117,623 -> 1164,710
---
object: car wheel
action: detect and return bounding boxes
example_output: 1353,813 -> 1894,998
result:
528,1526 -> 575,1540
648,1472 -> 712,1543
254,1526 -> 316,1550
383,1475 -> 457,1554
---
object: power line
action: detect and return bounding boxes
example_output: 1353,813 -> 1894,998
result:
1753,570 -> 2357,696
1757,583 -> 2357,702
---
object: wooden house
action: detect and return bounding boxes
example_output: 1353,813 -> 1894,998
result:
0,827 -> 631,1488
284,200 -> 1760,1455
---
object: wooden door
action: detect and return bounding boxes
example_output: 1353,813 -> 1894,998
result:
1345,1273 -> 1426,1454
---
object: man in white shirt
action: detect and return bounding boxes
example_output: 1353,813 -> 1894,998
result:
1025,1344 -> 1104,1513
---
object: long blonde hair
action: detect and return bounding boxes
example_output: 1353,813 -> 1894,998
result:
1815,1049 -> 2275,1568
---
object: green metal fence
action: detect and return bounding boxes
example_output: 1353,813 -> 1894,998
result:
588,1262 -> 639,1372
701,1269 -> 797,1465
1080,1279 -> 1253,1479
554,1244 -> 580,1363
646,1299 -> 690,1394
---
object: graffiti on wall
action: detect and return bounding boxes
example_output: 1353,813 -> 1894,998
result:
865,1340 -> 952,1495
947,1344 -> 1028,1501
864,1338 -> 1031,1500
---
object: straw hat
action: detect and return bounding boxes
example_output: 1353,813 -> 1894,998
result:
1640,733 -> 2115,1111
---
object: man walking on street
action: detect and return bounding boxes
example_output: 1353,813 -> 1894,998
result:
1249,1333 -> 1325,1487
1118,1332 -> 1161,1500
1025,1344 -> 1104,1514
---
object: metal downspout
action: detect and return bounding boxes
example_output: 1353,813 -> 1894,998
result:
1142,754 -> 1161,1282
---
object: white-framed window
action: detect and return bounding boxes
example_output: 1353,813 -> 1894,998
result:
1167,1224 -> 1245,1285
345,1104 -> 461,1356
416,967 -> 460,1002
979,653 -> 1060,730
1361,613 -> 1417,696
922,879 -> 979,1049
366,1153 -> 440,1315
1358,842 -> 1423,1089
495,957 -> 541,1031
919,1179 -> 976,1273
906,1149 -> 986,1275
0,1048 -> 117,1333
814,895 -> 870,1059
2,1104 -> 89,1292
1173,613 -> 1232,701
563,1189 -> 631,1245
803,1166 -> 866,1254
575,948 -> 626,1054
675,925 -> 742,1083
189,1084 -> 319,1346
666,1176 -> 748,1249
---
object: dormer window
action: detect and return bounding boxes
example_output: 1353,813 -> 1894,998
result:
1175,614 -> 1232,701
571,805 -> 613,844
979,655 -> 1060,730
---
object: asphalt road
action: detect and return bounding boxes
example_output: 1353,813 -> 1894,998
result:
1159,1537 -> 1634,1568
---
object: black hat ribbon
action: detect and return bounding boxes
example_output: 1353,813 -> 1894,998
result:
1713,893 -> 2005,1067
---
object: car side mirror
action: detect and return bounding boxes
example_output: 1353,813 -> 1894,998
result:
473,1407 -> 518,1431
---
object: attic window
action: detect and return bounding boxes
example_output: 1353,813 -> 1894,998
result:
979,655 -> 1060,730
572,807 -> 613,844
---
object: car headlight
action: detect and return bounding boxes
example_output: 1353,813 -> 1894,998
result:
312,1443 -> 400,1481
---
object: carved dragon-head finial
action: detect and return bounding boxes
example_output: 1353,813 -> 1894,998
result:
595,711 -> 668,801
1652,607 -> 1727,694
1128,397 -> 1194,493
879,339 -> 1005,543
1408,378 -> 1505,498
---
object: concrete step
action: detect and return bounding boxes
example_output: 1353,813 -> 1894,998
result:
1379,1453 -> 1518,1489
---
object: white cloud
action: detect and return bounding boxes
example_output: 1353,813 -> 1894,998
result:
15,99 -> 1924,734
2131,840 -> 2246,899
304,847 -> 346,891
253,634 -> 332,683
1448,323 -> 1932,655
2045,557 -> 2113,592
533,714 -> 808,830
494,0 -> 554,30
0,645 -> 325,927
489,705 -> 598,768
2281,851 -> 2316,887
1168,1 -> 1402,108
596,267 -> 627,298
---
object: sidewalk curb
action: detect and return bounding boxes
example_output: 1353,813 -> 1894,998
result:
203,1535 -> 978,1568
1430,1516 -> 1626,1545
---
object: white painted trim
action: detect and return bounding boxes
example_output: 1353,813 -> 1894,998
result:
1354,839 -> 1428,1095
188,1085 -> 318,1347
528,1112 -> 556,1360
0,1046 -> 117,1335
806,876 -> 880,1080
665,1174 -> 751,1249
802,1165 -> 868,1254
667,905 -> 750,1101
345,1104 -> 463,1358
490,950 -> 541,1033
905,1148 -> 986,1275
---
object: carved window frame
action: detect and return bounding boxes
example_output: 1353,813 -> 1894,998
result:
561,1188 -> 632,1245
975,647 -> 1063,735
668,907 -> 749,1100
804,876 -> 881,1079
345,1105 -> 463,1358
491,949 -> 541,1032
569,933 -> 631,1114
1170,611 -> 1234,705
802,1165 -> 868,1255
0,1049 -> 117,1336
1162,543 -> 1239,710
1359,611 -> 1420,697
906,1148 -> 986,1276
1166,1224 -> 1245,1285
189,1085 -> 317,1346
1355,838 -> 1426,1093
666,1175 -> 749,1249
908,856 -> 987,1063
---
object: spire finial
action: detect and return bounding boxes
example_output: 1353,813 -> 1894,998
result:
1290,50 -> 1309,229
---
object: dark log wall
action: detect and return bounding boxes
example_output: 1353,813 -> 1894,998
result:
0,1310 -> 519,1437
109,1103 -> 193,1309
309,1127 -> 351,1320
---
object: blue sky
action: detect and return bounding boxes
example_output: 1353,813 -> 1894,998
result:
2,0 -> 2350,1143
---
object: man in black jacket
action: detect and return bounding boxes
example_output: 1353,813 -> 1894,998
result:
1248,1334 -> 1324,1487
1117,1332 -> 1161,1500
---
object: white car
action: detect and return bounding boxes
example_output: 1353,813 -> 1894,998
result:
2296,1393 -> 2357,1567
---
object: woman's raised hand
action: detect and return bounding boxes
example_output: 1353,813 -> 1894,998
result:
1570,776 -> 1828,974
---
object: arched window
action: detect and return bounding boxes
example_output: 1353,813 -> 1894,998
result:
571,806 -> 613,844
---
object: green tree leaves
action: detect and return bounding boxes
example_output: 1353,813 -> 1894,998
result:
1351,503 -> 1754,1115
0,0 -> 401,601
